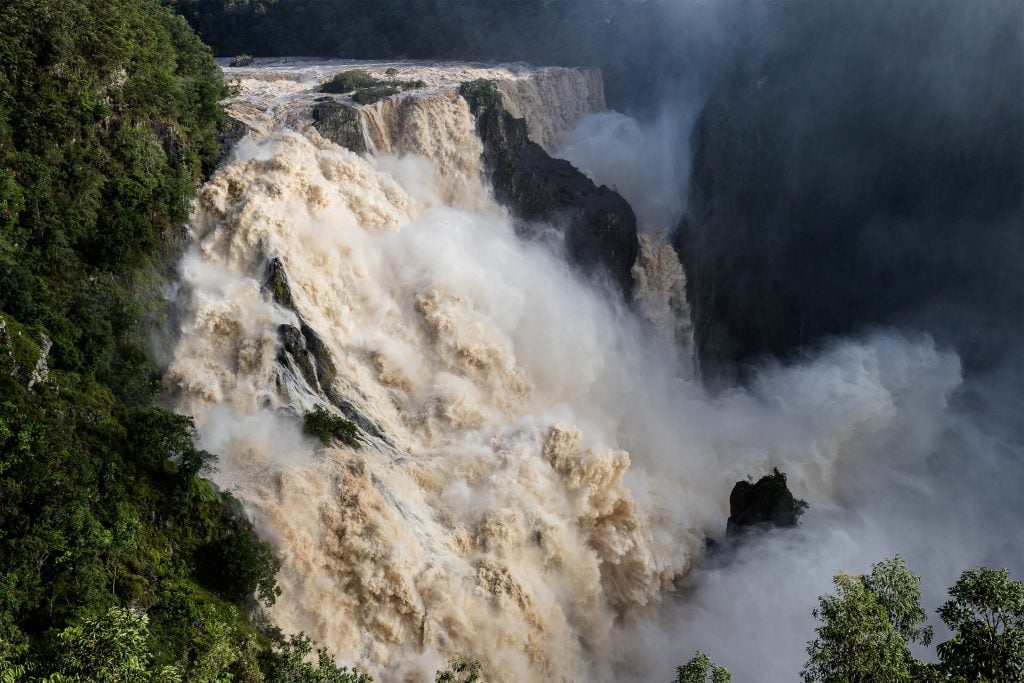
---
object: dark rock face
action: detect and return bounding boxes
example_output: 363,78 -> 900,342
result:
465,93 -> 639,296
215,115 -> 249,166
263,257 -> 294,308
310,99 -> 367,154
727,468 -> 808,536
262,257 -> 389,442
678,1 -> 1024,385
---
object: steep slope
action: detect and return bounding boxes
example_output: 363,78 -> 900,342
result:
677,1 -> 1024,385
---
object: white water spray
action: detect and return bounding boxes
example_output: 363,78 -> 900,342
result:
166,61 -> 970,682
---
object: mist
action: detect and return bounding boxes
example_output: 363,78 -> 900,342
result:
153,1 -> 1024,680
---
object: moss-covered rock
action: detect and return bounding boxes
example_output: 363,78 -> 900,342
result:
320,69 -> 379,94
263,257 -> 295,309
303,406 -> 360,448
352,86 -> 400,105
459,79 -> 503,114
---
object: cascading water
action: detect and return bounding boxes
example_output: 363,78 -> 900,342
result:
165,60 -> 965,681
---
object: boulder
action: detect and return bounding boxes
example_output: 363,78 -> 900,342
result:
310,99 -> 368,154
727,468 -> 808,536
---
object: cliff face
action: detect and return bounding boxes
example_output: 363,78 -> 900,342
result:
469,99 -> 639,297
677,1 -> 1023,384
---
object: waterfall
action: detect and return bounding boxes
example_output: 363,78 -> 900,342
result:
166,60 -> 962,682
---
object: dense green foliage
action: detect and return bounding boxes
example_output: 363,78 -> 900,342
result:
937,568 -> 1024,681
319,70 -> 423,104
303,407 -> 360,448
675,652 -> 731,683
264,634 -> 372,683
434,657 -> 483,683
459,80 -> 503,115
802,557 -> 1024,683
319,70 -> 380,94
803,557 -> 933,683
0,0 -> 226,390
0,0 -> 291,678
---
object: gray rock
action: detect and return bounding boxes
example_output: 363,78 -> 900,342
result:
310,99 -> 367,154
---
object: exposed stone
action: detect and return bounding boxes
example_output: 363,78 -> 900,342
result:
262,257 -> 295,309
726,468 -> 808,536
215,115 -> 249,166
465,92 -> 638,297
310,99 -> 367,154
27,334 -> 50,390
300,322 -> 337,390
277,324 -> 318,390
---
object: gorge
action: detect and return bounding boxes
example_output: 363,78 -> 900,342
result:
163,58 -> 1011,681
1,2 -> 1020,680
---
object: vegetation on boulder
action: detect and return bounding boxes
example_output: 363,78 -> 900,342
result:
459,79 -> 502,114
304,406 -> 361,448
320,69 -> 424,105
320,69 -> 380,94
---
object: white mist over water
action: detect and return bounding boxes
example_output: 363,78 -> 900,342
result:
163,62 -> 1016,682
555,109 -> 690,235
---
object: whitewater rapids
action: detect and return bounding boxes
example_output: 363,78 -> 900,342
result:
164,60 -> 964,681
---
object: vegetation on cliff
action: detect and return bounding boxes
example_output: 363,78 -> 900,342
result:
0,0 -> 312,678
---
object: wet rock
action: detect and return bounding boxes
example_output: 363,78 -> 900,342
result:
262,257 -> 295,309
300,322 -> 336,390
310,99 -> 367,154
216,115 -> 249,166
726,468 -> 808,536
277,324 -> 318,390
324,388 -> 388,443
464,89 -> 638,297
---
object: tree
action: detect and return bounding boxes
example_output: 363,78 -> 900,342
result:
675,651 -> 731,683
802,556 -> 932,683
435,656 -> 484,683
44,607 -> 181,682
937,567 -> 1024,682
264,633 -> 371,683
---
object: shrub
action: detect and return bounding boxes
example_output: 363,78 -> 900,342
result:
459,79 -> 503,113
230,54 -> 254,67
320,69 -> 381,93
303,406 -> 361,447
937,567 -> 1024,681
435,656 -> 484,683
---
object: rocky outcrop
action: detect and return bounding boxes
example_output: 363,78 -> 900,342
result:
215,115 -> 249,166
310,99 -> 368,153
262,257 -> 388,442
463,87 -> 638,296
677,1 -> 1023,385
726,468 -> 808,536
